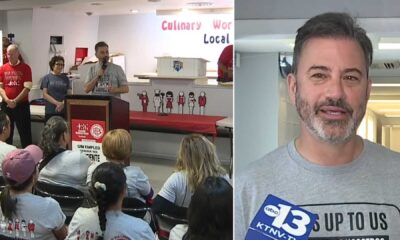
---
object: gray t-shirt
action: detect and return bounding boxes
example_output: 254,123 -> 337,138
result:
40,73 -> 71,114
39,150 -> 92,191
0,193 -> 65,240
236,139 -> 400,239
85,62 -> 128,98
66,207 -> 155,240
86,160 -> 152,202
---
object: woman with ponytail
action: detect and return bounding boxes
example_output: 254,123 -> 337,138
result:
38,116 -> 91,190
67,162 -> 155,239
0,145 -> 67,239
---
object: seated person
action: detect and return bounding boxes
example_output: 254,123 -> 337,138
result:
38,116 -> 91,191
169,176 -> 232,240
0,112 -> 16,167
66,162 -> 155,240
0,145 -> 67,239
152,134 -> 229,218
87,129 -> 153,204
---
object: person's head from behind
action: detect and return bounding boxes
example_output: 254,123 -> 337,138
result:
40,116 -> 69,158
0,112 -> 11,141
288,12 -> 372,144
176,134 -> 226,191
0,145 -> 43,219
184,176 -> 232,240
49,55 -> 65,74
90,162 -> 127,239
102,129 -> 132,165
95,41 -> 109,62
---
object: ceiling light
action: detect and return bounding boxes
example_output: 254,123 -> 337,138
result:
371,83 -> 400,87
130,9 -> 139,14
378,37 -> 400,50
368,100 -> 400,103
187,2 -> 213,7
378,43 -> 400,50
384,113 -> 400,117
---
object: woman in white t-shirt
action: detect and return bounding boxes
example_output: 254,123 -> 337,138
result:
152,134 -> 228,218
38,116 -> 91,191
0,145 -> 67,240
67,162 -> 155,240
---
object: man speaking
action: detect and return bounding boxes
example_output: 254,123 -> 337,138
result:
84,41 -> 129,97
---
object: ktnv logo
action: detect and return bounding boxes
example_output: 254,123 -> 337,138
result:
245,195 -> 317,240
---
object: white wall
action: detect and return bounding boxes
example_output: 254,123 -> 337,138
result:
6,10 -> 33,65
2,9 -> 99,100
278,77 -> 300,145
235,52 -> 280,174
0,11 -> 7,33
98,13 -> 233,79
390,126 -> 400,152
30,8 -> 99,99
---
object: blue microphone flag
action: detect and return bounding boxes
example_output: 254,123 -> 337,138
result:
245,194 -> 317,240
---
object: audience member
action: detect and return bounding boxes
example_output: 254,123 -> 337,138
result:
152,134 -> 228,218
40,55 -> 72,122
0,111 -> 16,167
67,162 -> 155,240
87,129 -> 153,204
38,116 -> 91,190
0,145 -> 67,239
169,176 -> 232,240
0,44 -> 32,147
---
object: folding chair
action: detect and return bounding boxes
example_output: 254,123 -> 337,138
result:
122,197 -> 159,233
156,213 -> 188,240
34,181 -> 85,223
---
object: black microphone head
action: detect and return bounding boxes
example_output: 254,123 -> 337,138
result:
102,57 -> 108,70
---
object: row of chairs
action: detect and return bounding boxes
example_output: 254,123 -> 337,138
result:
33,181 -> 187,239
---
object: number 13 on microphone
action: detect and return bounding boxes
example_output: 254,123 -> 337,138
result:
245,194 -> 317,240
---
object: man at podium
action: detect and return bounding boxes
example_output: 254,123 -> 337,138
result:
84,41 -> 129,98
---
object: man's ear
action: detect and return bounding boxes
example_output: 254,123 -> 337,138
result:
287,73 -> 297,105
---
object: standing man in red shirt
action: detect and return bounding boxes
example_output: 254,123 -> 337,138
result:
217,44 -> 233,82
0,44 -> 32,147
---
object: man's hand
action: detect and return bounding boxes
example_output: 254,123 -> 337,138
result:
6,99 -> 16,109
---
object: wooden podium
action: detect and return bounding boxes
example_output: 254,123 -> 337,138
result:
65,95 -> 130,164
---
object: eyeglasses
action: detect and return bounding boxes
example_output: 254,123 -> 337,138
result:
55,63 -> 65,66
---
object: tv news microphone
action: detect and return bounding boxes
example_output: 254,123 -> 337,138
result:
245,194 -> 317,240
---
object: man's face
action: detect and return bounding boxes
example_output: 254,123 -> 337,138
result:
288,37 -> 371,144
95,46 -> 109,62
6,46 -> 19,65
